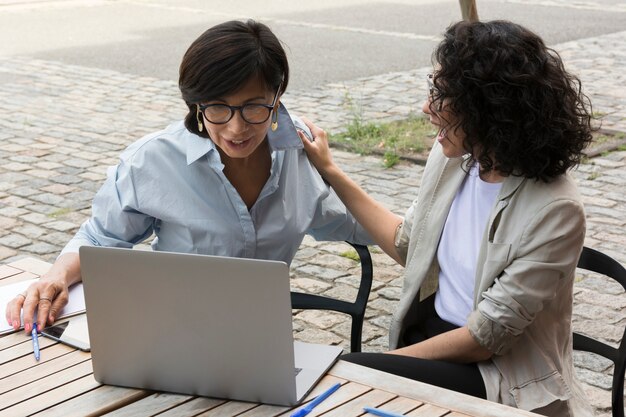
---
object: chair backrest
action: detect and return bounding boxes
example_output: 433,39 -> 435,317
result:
291,242 -> 373,353
573,246 -> 626,417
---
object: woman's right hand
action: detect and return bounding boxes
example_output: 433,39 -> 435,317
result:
298,116 -> 338,178
5,274 -> 69,333
5,253 -> 80,333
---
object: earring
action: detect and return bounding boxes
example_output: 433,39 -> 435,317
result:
271,110 -> 278,131
196,105 -> 203,132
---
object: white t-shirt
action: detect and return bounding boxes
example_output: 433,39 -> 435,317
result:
435,163 -> 502,326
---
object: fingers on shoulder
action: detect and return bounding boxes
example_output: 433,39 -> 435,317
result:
300,116 -> 326,137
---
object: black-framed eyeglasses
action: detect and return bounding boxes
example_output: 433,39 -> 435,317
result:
197,85 -> 281,125
426,73 -> 443,111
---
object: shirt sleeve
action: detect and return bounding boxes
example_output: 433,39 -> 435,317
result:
306,186 -> 374,245
466,198 -> 585,355
60,157 -> 156,256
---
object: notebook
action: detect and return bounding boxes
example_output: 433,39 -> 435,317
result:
79,246 -> 343,406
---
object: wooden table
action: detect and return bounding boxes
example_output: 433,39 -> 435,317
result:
0,258 -> 540,417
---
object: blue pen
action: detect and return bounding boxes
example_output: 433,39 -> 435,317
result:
363,406 -> 407,417
290,382 -> 341,417
31,325 -> 40,361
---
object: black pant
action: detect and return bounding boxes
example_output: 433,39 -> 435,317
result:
342,295 -> 487,399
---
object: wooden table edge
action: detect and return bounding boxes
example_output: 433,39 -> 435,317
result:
328,360 -> 541,417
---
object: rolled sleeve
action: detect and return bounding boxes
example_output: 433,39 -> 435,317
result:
394,201 -> 416,264
467,198 -> 585,355
60,159 -> 155,256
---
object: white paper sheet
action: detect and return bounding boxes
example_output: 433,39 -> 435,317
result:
0,279 -> 85,334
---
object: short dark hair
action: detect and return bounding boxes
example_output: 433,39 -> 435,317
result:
430,20 -> 594,182
179,20 -> 289,137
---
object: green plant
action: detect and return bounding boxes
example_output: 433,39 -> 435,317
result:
331,111 -> 432,158
587,171 -> 601,180
383,150 -> 400,168
594,135 -> 612,145
339,249 -> 360,262
48,207 -> 72,218
592,111 -> 606,118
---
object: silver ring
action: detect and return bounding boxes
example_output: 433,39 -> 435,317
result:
16,293 -> 26,299
39,297 -> 52,303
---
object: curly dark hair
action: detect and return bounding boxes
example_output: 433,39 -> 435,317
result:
430,20 -> 594,181
179,20 -> 289,138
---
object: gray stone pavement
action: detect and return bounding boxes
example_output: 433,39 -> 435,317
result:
1,30 -> 625,416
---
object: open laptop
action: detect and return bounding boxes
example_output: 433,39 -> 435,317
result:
79,246 -> 343,406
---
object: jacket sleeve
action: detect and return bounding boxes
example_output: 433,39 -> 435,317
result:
467,198 -> 585,355
394,201 -> 416,264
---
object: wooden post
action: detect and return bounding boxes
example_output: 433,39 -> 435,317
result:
459,0 -> 479,22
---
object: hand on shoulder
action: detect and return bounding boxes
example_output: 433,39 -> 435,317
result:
298,116 -> 339,178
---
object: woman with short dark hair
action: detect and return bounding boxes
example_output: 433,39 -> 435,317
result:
7,20 -> 369,337
300,20 -> 594,416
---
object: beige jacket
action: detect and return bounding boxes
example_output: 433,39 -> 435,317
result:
391,142 -> 593,417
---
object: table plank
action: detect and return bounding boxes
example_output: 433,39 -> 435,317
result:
0,330 -> 32,350
238,376 -> 346,417
194,400 -> 258,416
155,397 -> 227,417
329,361 -> 540,417
0,359 -> 94,407
0,270 -> 38,286
406,403 -> 449,417
1,343 -> 76,378
0,373 -> 100,416
1,349 -> 89,394
105,392 -> 192,417
0,334 -> 57,365
33,384 -> 150,417
366,396 -> 424,415
0,265 -> 22,280
237,403 -> 291,417
279,381 -> 373,417
8,258 -> 49,276
322,389 -> 396,417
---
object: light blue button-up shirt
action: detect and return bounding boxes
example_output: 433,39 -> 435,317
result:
62,105 -> 369,264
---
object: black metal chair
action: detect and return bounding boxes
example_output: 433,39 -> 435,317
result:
574,246 -> 626,417
291,242 -> 373,353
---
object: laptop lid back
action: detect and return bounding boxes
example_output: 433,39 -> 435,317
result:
80,246 -> 298,405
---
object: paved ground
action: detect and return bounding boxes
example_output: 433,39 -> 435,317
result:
1,3 -> 625,416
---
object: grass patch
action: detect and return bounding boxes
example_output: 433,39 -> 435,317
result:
330,114 -> 435,167
587,171 -> 601,180
594,134 -> 614,145
592,111 -> 606,118
330,111 -> 626,164
339,249 -> 360,262
48,207 -> 72,218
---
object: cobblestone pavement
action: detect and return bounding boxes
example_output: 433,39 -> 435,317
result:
1,30 -> 625,416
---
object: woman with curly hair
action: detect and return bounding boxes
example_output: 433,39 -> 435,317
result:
299,20 -> 594,416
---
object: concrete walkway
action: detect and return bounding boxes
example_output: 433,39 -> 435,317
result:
1,30 -> 625,416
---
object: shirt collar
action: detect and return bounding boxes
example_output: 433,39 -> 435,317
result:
266,103 -> 304,151
185,103 -> 302,165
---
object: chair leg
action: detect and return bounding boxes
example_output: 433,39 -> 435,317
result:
612,360 -> 625,417
350,314 -> 363,353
